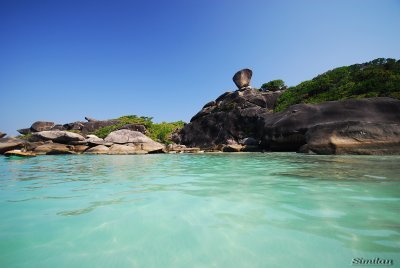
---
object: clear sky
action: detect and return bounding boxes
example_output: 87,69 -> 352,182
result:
1,0 -> 399,135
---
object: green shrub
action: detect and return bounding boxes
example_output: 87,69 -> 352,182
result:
17,133 -> 32,140
148,121 -> 185,144
261,79 -> 287,92
274,58 -> 400,111
93,115 -> 185,144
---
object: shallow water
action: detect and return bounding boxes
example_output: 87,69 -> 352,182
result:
0,153 -> 399,267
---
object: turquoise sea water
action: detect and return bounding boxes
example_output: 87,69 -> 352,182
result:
0,153 -> 399,268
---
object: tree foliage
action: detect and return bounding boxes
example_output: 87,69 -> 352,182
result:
275,58 -> 400,111
260,79 -> 286,92
94,115 -> 185,144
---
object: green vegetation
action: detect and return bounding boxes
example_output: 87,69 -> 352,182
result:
17,133 -> 32,140
147,121 -> 185,144
260,79 -> 287,92
94,115 -> 185,144
275,58 -> 400,111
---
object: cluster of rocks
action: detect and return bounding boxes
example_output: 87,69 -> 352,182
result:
174,69 -> 400,155
16,117 -> 147,136
2,68 -> 400,156
0,128 -> 203,157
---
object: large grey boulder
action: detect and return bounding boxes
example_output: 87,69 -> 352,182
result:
51,124 -> 66,131
302,121 -> 400,155
118,124 -> 147,134
105,129 -> 164,153
81,120 -> 120,134
232,69 -> 252,89
84,145 -> 109,154
261,97 -> 400,151
108,144 -> 147,155
17,128 -> 31,135
0,138 -> 26,154
85,134 -> 103,143
34,143 -> 75,155
31,131 -> 85,144
63,121 -> 84,131
31,121 -> 55,132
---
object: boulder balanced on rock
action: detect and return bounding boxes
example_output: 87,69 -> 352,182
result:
31,121 -> 55,132
232,69 -> 252,90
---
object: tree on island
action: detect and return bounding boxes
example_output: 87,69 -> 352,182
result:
260,79 -> 287,92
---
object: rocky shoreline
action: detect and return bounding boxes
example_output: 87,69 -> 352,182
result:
1,68 -> 400,156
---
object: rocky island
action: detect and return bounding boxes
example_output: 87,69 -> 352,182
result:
1,58 -> 400,156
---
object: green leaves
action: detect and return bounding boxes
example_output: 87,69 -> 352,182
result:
274,58 -> 400,111
94,115 -> 185,144
260,79 -> 286,92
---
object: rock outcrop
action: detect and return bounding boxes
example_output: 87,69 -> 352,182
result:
178,88 -> 284,148
0,138 -> 26,154
302,121 -> 400,155
105,129 -> 164,153
84,145 -> 110,154
17,128 -> 31,135
34,143 -> 75,155
4,150 -> 36,157
178,84 -> 400,154
260,97 -> 400,151
31,131 -> 85,144
118,124 -> 147,134
80,120 -> 120,134
85,116 -> 98,122
31,121 -> 55,132
108,144 -> 147,155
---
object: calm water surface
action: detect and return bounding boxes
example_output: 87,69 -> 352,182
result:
0,153 -> 399,267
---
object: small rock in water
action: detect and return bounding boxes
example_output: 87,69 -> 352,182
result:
232,68 -> 252,90
4,150 -> 36,157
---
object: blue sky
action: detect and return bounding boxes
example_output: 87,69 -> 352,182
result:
1,0 -> 399,135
